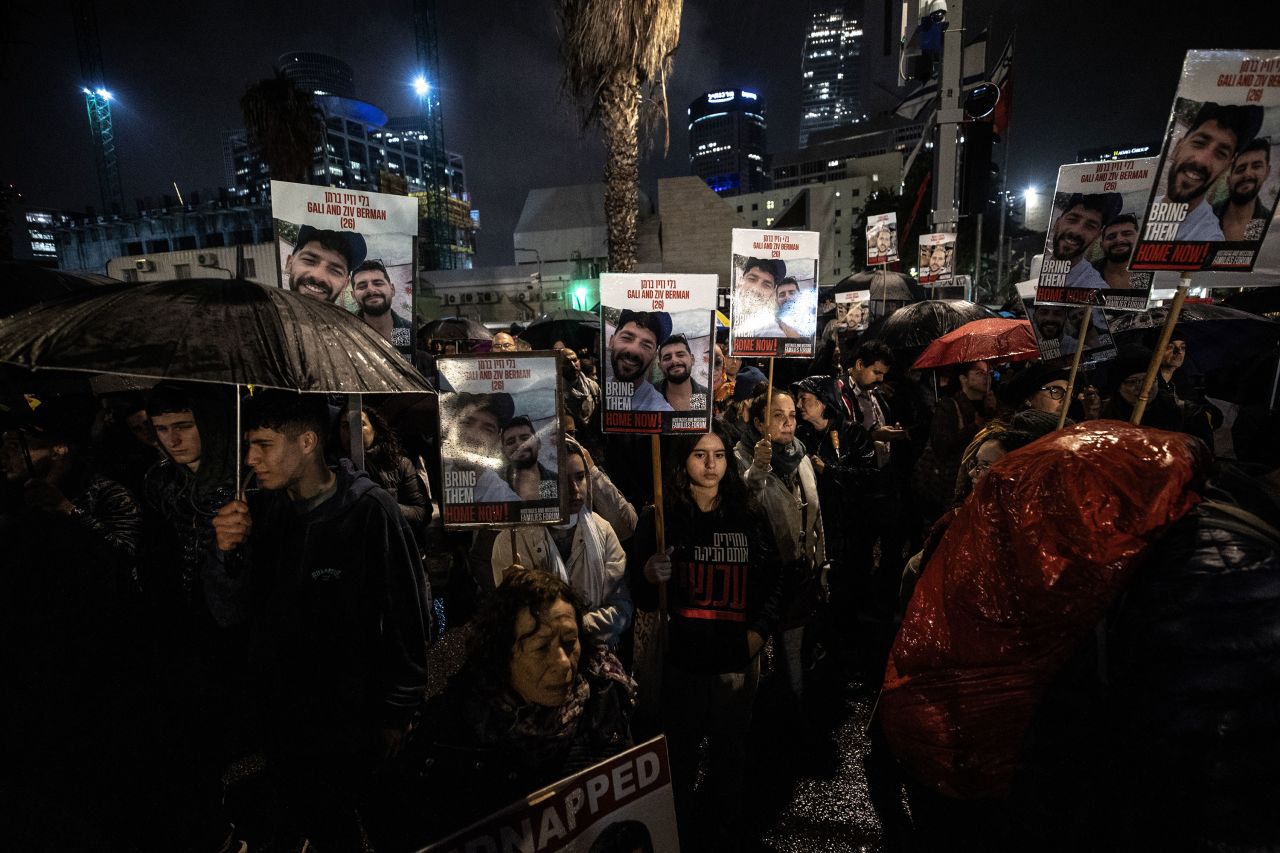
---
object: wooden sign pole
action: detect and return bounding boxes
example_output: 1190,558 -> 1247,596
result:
1132,272 -> 1191,425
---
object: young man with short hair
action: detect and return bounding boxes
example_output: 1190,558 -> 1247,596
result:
213,391 -> 430,849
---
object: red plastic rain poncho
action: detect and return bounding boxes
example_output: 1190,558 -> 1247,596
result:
880,421 -> 1210,800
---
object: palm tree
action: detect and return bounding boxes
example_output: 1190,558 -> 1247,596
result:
239,71 -> 324,184
556,0 -> 683,273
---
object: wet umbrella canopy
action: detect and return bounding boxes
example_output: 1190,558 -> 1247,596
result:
1107,302 -> 1280,374
420,316 -> 494,343
0,261 -> 118,317
521,307 -> 601,351
912,318 -> 1039,370
875,299 -> 997,352
0,278 -> 432,394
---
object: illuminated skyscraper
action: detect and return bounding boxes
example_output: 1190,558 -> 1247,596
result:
688,90 -> 768,197
799,3 -> 864,148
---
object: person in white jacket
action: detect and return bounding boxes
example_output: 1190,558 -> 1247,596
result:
490,438 -> 632,649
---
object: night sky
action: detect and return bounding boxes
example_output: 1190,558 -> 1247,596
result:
1,0 -> 1271,266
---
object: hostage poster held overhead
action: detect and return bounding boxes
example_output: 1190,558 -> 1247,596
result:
423,737 -> 680,853
866,212 -> 899,266
833,289 -> 872,331
1130,49 -> 1280,274
1035,158 -> 1159,311
917,232 -> 956,285
437,352 -> 567,529
728,228 -> 820,359
1018,279 -> 1117,368
270,179 -> 419,356
599,273 -> 717,434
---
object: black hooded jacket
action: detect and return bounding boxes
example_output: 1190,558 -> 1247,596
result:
793,375 -> 880,559
142,385 -> 246,629
246,459 -> 431,748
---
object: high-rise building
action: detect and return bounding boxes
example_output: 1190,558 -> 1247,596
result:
277,51 -> 356,98
221,53 -> 478,268
688,89 -> 768,197
799,3 -> 865,148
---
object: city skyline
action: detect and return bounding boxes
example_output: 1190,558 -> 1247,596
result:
1,0 -> 1271,267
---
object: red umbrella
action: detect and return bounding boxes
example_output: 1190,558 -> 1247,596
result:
912,318 -> 1039,370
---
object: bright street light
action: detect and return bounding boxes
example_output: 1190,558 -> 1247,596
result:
1023,186 -> 1038,201
95,88 -> 112,101
413,75 -> 429,97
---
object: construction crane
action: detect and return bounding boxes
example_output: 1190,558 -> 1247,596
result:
73,0 -> 123,216
413,0 -> 456,270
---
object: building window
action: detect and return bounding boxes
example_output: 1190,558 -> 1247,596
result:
122,268 -> 138,283
752,220 -> 759,227
837,250 -> 842,257
239,258 -> 257,278
174,264 -> 191,279
751,203 -> 758,211
834,268 -> 841,276
835,209 -> 842,217
737,205 -> 743,213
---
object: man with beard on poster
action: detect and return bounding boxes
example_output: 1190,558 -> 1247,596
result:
1050,193 -> 1120,289
733,258 -> 789,338
1158,102 -> 1263,241
656,334 -> 709,412
352,260 -> 412,350
1033,305 -> 1069,344
446,392 -> 520,504
500,416 -> 555,502
1092,213 -> 1141,289
605,310 -> 673,412
284,225 -> 367,302
1215,138 -> 1273,241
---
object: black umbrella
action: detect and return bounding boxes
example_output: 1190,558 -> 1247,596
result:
875,299 -> 998,352
420,316 -> 493,342
0,261 -> 117,317
834,269 -> 924,302
1107,303 -> 1280,375
0,278 -> 434,488
522,308 -> 601,351
0,278 -> 429,393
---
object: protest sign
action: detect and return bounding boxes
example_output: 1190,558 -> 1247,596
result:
728,228 -> 820,359
423,737 -> 680,853
834,289 -> 872,332
1130,49 -> 1280,274
866,212 -> 899,266
1018,280 -> 1117,367
1035,158 -> 1160,311
271,179 -> 419,355
437,352 -> 566,528
917,232 -> 956,285
599,273 -> 717,435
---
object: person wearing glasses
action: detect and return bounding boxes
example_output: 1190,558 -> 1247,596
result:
1100,345 -> 1184,429
1001,364 -> 1074,417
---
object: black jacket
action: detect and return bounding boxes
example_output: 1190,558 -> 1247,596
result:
1106,464 -> 1280,849
629,501 -> 784,673
246,460 -> 431,750
385,667 -> 633,849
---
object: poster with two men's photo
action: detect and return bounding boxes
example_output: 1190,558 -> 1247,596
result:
270,179 -> 419,356
1035,158 -> 1159,311
599,273 -> 717,434
437,352 -> 566,529
1018,279 -> 1117,368
1130,49 -> 1280,274
728,228 -> 820,359
917,232 -> 956,286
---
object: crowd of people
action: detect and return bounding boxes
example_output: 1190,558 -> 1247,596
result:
3,292 -> 1278,853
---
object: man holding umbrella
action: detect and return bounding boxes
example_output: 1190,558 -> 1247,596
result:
212,391 -> 430,850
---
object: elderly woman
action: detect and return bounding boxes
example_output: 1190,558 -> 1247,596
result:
387,569 -> 633,849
